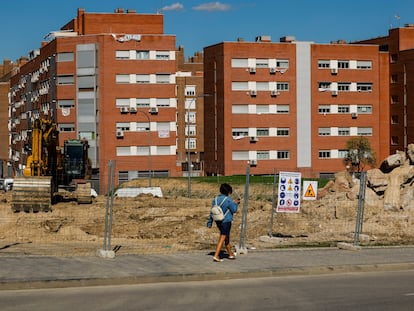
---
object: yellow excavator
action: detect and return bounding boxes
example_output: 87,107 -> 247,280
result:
11,118 -> 92,212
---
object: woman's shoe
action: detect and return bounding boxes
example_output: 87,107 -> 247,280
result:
228,255 -> 236,260
213,257 -> 223,262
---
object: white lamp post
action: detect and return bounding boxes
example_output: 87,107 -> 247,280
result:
137,110 -> 153,187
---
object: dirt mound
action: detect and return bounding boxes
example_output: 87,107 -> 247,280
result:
0,178 -> 413,256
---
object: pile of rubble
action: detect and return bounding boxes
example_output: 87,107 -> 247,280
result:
320,144 -> 414,211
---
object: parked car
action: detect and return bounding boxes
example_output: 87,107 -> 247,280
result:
0,178 -> 13,191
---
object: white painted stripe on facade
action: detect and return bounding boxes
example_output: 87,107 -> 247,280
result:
295,42 -> 312,167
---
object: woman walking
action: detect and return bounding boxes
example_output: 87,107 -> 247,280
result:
207,183 -> 240,262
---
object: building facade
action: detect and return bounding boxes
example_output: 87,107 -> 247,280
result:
203,36 -> 390,177
356,25 -> 414,154
9,8 -> 179,193
175,47 -> 205,176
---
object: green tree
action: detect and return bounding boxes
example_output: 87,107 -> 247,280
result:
343,137 -> 376,172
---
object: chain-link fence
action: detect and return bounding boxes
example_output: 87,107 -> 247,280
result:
0,169 -> 413,257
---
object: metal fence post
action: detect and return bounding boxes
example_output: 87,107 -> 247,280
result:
269,169 -> 278,237
237,165 -> 250,254
353,171 -> 367,246
99,160 -> 116,258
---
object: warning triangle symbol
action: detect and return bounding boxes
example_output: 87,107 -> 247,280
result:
304,184 -> 315,197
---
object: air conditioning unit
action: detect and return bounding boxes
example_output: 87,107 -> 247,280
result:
116,130 -> 124,138
249,159 -> 257,166
120,107 -> 129,113
129,107 -> 137,113
250,136 -> 258,143
250,90 -> 257,97
351,112 -> 358,119
269,67 -> 276,74
249,67 -> 256,74
271,90 -> 279,97
149,107 -> 158,114
331,68 -> 338,75
331,90 -> 338,96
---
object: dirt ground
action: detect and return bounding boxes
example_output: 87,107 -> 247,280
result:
0,178 -> 413,257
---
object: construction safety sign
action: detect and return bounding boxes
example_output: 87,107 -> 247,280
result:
276,171 -> 301,213
303,181 -> 318,201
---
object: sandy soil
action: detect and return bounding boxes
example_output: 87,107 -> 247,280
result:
0,178 -> 413,257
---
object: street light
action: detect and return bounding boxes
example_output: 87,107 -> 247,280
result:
137,110 -> 153,187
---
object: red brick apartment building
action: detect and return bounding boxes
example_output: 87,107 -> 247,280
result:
175,47 -> 205,176
9,8 -> 179,193
356,25 -> 414,154
0,59 -> 26,177
203,36 -> 390,177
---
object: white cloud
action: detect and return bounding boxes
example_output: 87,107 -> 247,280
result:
160,3 -> 184,12
193,2 -> 231,12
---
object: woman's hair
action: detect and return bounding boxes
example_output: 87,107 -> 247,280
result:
219,183 -> 233,196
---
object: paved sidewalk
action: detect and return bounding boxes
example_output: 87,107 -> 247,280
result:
0,246 -> 413,290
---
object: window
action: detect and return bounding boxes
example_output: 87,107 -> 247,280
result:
357,83 -> 373,92
58,99 -> 75,108
256,105 -> 269,114
185,125 -> 196,136
391,54 -> 398,63
57,75 -> 74,85
276,105 -> 289,113
276,59 -> 289,68
318,60 -> 330,68
137,122 -> 150,131
357,127 -> 372,136
186,112 -> 196,123
257,151 -> 270,159
136,50 -> 149,60
276,128 -> 290,136
156,98 -> 171,107
357,105 -> 372,114
232,151 -> 249,160
318,128 -> 331,136
232,128 -> 249,137
136,98 -> 150,107
116,74 -> 130,83
391,115 -> 399,124
277,151 -> 290,159
231,58 -> 248,68
116,123 -> 130,131
338,150 -> 348,158
338,106 -> 350,113
57,52 -> 74,62
232,105 -> 249,114
319,150 -> 331,158
318,105 -> 330,114
338,61 -> 349,69
391,136 -> 399,145
256,59 -> 269,68
256,82 -> 269,91
391,95 -> 399,105
391,74 -> 398,84
156,74 -> 170,84
357,61 -> 372,69
338,83 -> 350,91
116,50 -> 130,60
136,74 -> 150,83
338,128 -> 350,136
58,123 -> 75,132
185,86 -> 196,96
232,82 -> 249,91
155,51 -> 170,60
186,139 -> 196,150
318,82 -> 331,90
276,82 -> 289,91
257,128 -> 269,136
116,98 -> 130,107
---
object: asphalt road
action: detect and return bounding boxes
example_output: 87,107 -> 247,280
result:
1,270 -> 413,311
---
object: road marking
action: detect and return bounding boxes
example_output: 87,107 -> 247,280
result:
404,293 -> 414,296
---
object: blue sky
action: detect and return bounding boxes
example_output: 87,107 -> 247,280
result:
2,0 -> 414,62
